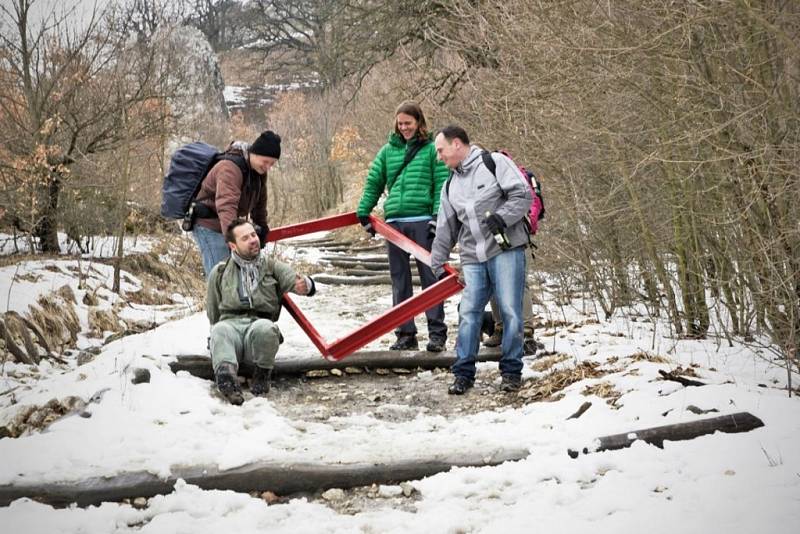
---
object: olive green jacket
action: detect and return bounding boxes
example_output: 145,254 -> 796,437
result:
206,255 -> 296,325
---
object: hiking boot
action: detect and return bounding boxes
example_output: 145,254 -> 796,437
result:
483,325 -> 503,347
390,334 -> 419,351
426,338 -> 446,352
448,376 -> 474,395
215,362 -> 244,405
499,374 -> 522,392
251,367 -> 272,396
523,337 -> 545,356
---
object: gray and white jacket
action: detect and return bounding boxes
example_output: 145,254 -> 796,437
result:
430,146 -> 532,278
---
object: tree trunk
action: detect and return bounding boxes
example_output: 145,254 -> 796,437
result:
34,171 -> 62,253
113,100 -> 132,294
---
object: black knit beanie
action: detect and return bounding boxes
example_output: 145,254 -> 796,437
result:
250,130 -> 281,159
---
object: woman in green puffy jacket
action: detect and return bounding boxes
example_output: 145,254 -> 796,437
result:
356,101 -> 450,352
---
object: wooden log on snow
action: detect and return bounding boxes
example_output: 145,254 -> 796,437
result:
317,243 -> 386,253
307,239 -> 354,247
0,447 -> 530,507
326,260 -> 389,270
321,255 -> 388,263
285,236 -> 339,246
567,412 -> 764,458
347,243 -> 386,252
658,369 -> 706,387
168,348 -> 503,380
344,269 -> 393,277
320,273 -> 423,285
314,274 -> 407,285
566,401 -> 592,420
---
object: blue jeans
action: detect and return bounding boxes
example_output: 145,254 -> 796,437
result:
192,224 -> 230,277
453,247 -> 526,380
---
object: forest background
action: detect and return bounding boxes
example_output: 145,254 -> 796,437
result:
0,0 -> 797,390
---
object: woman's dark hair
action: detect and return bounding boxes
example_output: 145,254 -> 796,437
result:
394,100 -> 428,139
436,125 -> 470,145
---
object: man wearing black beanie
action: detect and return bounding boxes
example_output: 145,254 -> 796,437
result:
191,130 -> 282,276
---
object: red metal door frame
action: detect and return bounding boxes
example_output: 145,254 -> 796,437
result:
268,212 -> 463,360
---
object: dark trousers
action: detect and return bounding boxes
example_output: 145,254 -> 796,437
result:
387,220 -> 447,341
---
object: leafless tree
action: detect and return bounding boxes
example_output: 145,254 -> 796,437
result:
0,0 -> 185,252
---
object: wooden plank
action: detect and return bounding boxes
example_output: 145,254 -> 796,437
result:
0,448 -> 530,507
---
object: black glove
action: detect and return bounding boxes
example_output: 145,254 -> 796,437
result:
427,218 -> 437,239
255,224 -> 269,248
484,213 -> 506,234
358,215 -> 375,237
306,276 -> 317,297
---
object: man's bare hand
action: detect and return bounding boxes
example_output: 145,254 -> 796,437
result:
294,275 -> 309,295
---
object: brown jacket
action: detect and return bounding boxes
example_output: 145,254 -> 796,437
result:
195,154 -> 267,234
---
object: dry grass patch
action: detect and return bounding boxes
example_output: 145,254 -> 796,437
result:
55,284 -> 76,304
537,318 -> 572,329
629,351 -> 670,363
0,397 -> 85,438
530,353 -> 570,372
116,247 -> 206,304
519,361 -> 608,402
27,293 -> 80,352
13,272 -> 41,283
88,307 -> 121,338
582,381 -> 622,405
127,286 -> 174,306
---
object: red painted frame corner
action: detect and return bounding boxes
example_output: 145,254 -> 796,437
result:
268,212 -> 463,360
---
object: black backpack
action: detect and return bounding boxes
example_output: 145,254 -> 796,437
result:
160,142 -> 250,221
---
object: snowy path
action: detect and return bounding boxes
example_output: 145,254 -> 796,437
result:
0,239 -> 799,533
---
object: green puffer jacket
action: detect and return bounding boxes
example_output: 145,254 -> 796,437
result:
206,255 -> 297,325
356,133 -> 450,219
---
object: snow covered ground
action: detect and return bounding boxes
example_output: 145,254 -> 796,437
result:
0,235 -> 798,533
0,232 -> 157,259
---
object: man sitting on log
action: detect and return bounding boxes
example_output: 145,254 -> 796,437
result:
207,218 -> 317,404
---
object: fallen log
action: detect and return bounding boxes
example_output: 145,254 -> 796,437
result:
347,243 -> 386,252
307,239 -> 354,247
315,274 -> 414,285
326,260 -> 389,270
0,447 -> 530,507
315,245 -> 358,252
567,412 -> 764,458
321,255 -> 388,263
286,237 -> 340,246
658,369 -> 706,387
566,401 -> 592,420
168,348 -> 503,380
317,243 -> 386,253
319,273 -> 422,285
344,269 -> 393,277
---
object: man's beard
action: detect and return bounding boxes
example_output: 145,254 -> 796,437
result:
235,245 -> 259,261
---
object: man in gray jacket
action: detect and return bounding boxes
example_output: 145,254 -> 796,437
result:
431,125 -> 532,394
